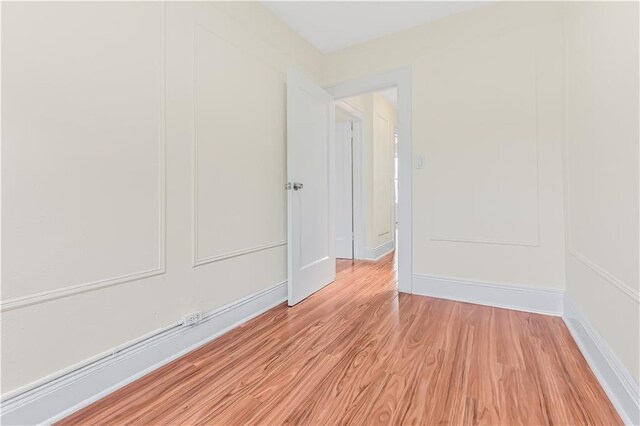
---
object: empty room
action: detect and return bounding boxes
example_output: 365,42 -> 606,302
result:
1,1 -> 638,425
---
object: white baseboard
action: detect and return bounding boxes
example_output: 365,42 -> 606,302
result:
0,281 -> 287,425
412,274 -> 564,316
362,240 -> 394,261
563,296 -> 639,425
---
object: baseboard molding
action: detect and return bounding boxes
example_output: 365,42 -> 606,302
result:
563,296 -> 639,425
0,281 -> 287,425
362,240 -> 394,261
412,274 -> 564,316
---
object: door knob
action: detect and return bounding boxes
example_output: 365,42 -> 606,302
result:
293,182 -> 304,191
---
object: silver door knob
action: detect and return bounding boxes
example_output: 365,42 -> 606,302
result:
293,182 -> 304,191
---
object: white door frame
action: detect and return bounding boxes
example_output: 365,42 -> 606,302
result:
326,68 -> 412,294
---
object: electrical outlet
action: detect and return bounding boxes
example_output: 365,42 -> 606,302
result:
182,312 -> 202,327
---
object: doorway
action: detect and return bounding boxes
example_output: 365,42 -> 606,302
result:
334,89 -> 397,266
286,67 -> 412,307
326,68 -> 412,294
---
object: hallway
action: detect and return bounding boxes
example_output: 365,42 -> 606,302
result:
59,254 -> 621,425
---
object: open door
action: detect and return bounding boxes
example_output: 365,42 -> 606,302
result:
335,122 -> 354,259
286,68 -> 336,306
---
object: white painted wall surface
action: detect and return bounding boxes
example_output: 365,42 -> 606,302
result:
324,3 -> 567,290
1,1 -> 322,395
563,1 -> 639,384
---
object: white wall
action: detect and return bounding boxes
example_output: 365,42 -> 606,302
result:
563,1 -> 639,384
3,0 -> 638,404
342,93 -> 396,254
1,1 -> 322,395
324,3 -> 566,290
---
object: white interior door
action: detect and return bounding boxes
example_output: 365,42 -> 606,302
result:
287,68 -> 336,306
335,122 -> 353,259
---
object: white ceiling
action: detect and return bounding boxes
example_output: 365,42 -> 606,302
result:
263,1 -> 486,53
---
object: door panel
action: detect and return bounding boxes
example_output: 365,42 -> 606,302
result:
287,68 -> 335,306
335,122 -> 353,259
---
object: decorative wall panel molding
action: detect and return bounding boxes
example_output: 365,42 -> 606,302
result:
564,129 -> 639,303
569,248 -> 639,303
191,23 -> 286,268
193,241 -> 287,267
1,7 -> 167,312
429,50 -> 541,247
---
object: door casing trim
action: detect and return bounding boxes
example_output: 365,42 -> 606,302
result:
326,68 -> 413,293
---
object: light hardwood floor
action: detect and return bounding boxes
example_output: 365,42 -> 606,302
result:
59,253 -> 622,425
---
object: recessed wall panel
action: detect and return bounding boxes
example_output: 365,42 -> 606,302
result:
2,2 -> 165,301
194,25 -> 286,265
427,41 -> 540,246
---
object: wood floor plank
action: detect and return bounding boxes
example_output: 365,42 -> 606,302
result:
58,253 -> 623,426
